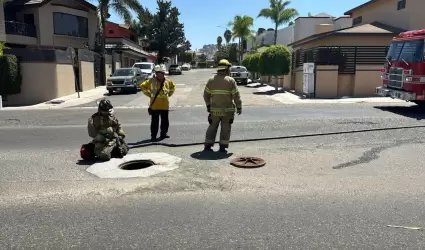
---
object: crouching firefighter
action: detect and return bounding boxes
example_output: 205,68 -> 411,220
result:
87,99 -> 129,161
203,59 -> 242,152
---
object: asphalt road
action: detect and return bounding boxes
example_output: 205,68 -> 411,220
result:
1,69 -> 425,248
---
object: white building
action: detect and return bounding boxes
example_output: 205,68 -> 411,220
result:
245,13 -> 352,56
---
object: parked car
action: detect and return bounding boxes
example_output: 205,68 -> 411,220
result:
169,64 -> 182,75
230,66 -> 249,85
106,68 -> 146,95
181,63 -> 191,70
132,62 -> 155,78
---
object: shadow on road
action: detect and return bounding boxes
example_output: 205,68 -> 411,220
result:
374,105 -> 425,120
190,151 -> 233,160
252,90 -> 284,95
76,159 -> 98,166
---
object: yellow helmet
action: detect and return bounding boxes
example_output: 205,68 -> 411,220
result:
217,59 -> 232,71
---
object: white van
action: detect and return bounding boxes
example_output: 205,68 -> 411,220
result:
132,62 -> 155,78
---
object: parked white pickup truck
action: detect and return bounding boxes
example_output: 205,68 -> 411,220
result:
229,66 -> 249,85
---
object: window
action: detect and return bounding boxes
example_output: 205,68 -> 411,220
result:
386,40 -> 424,62
397,0 -> 406,10
53,12 -> 88,38
353,16 -> 362,25
113,68 -> 135,76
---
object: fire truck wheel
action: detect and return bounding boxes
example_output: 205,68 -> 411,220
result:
413,101 -> 425,107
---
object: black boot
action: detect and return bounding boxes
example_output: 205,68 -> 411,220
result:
204,145 -> 213,152
219,145 -> 227,153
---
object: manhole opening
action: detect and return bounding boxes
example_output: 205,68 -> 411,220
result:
120,160 -> 155,170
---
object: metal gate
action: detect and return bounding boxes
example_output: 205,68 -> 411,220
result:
94,53 -> 102,86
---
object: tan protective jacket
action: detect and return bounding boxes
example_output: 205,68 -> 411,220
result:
203,74 -> 242,116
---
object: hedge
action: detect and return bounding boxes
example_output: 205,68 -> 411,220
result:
0,55 -> 22,98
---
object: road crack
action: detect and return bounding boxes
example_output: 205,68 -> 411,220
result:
332,140 -> 421,169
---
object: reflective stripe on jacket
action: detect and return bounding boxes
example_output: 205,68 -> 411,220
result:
203,75 -> 242,116
139,77 -> 176,110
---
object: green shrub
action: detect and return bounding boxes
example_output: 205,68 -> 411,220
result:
259,45 -> 291,90
0,55 -> 22,98
242,53 -> 261,79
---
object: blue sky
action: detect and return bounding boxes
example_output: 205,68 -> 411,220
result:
108,0 -> 369,50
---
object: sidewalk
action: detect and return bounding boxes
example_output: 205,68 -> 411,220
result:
2,86 -> 107,110
249,83 -> 406,104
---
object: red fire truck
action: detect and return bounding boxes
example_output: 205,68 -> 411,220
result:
376,29 -> 425,105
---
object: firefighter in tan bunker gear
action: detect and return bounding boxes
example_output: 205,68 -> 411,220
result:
203,59 -> 242,152
87,99 -> 129,161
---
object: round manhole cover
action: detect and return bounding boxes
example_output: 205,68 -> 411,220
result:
230,157 -> 265,168
120,160 -> 155,170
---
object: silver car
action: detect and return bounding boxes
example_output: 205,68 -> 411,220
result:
106,68 -> 147,94
169,64 -> 182,75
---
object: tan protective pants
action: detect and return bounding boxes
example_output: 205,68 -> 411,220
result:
204,115 -> 234,148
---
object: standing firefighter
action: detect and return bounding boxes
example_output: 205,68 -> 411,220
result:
87,99 -> 129,161
203,59 -> 242,152
140,64 -> 176,141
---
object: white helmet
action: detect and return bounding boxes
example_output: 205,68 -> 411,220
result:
154,64 -> 166,73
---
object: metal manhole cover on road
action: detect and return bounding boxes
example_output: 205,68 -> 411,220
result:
230,157 -> 266,168
120,160 -> 155,170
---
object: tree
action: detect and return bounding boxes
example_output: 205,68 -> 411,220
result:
224,29 -> 232,44
199,54 -> 207,62
259,45 -> 291,91
257,0 -> 299,45
94,0 -> 143,85
138,0 -> 186,63
242,52 -> 261,80
217,36 -> 223,48
308,12 -> 312,16
228,15 -> 254,62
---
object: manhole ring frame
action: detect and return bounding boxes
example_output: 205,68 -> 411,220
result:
119,159 -> 155,170
230,156 -> 266,168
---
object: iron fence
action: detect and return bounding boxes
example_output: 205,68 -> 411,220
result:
293,46 -> 390,74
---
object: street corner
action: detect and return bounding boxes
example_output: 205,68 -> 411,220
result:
86,152 -> 182,179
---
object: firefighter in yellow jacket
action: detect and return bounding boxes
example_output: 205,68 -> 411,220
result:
139,64 -> 176,141
203,59 -> 242,152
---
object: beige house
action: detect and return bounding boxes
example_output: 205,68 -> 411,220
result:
0,0 -> 111,106
279,0 -> 419,98
3,0 -> 98,49
344,0 -> 424,31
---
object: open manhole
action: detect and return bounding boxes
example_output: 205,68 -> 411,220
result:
230,157 -> 266,168
119,160 -> 155,170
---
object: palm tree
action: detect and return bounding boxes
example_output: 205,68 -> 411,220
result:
228,15 -> 254,63
95,0 -> 143,84
217,36 -> 223,48
224,29 -> 232,44
257,0 -> 299,45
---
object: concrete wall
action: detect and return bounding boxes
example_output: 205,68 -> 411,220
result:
350,0 -> 425,31
294,17 -> 335,42
290,64 -> 383,98
334,17 -> 352,30
7,62 -> 75,105
6,0 -> 98,48
79,61 -> 94,91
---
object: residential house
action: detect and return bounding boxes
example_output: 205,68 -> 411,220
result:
344,0 -> 424,31
104,21 -> 155,67
287,0 -> 413,98
3,0 -> 98,49
1,0 -> 105,106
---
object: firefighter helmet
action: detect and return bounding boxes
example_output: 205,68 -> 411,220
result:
98,99 -> 113,113
217,59 -> 232,71
154,64 -> 166,73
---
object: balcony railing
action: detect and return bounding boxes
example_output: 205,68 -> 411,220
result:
5,21 -> 37,37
